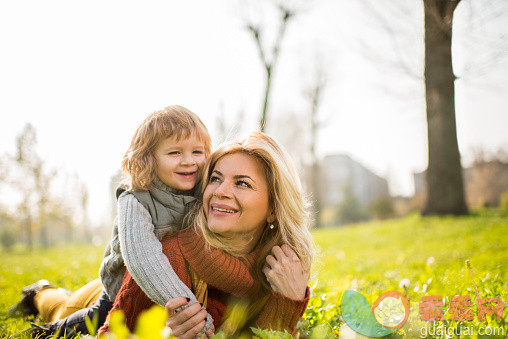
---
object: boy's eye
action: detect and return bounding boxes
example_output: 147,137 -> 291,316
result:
209,176 -> 221,183
168,151 -> 180,155
193,150 -> 204,155
237,180 -> 251,188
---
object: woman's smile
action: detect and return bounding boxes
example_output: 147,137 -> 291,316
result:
204,152 -> 272,243
210,203 -> 238,215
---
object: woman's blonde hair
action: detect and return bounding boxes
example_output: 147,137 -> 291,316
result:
121,105 -> 211,191
193,132 -> 314,289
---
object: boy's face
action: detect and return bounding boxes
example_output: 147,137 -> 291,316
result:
154,134 -> 207,191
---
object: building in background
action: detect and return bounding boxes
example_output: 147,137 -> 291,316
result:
316,154 -> 391,225
320,154 -> 390,207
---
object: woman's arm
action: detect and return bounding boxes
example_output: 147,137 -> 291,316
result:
117,193 -> 214,328
256,244 -> 310,332
251,287 -> 310,332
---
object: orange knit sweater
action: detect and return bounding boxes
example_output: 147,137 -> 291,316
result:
98,227 -> 309,335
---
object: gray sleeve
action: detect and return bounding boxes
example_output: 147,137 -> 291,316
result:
117,193 -> 213,328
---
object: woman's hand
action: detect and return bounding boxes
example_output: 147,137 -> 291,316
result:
262,244 -> 309,300
165,297 -> 215,338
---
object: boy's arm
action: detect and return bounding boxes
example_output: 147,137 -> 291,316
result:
117,193 -> 213,328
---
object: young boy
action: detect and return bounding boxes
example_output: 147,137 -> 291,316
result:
11,106 -> 214,337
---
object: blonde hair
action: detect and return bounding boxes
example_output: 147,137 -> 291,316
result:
121,105 -> 211,190
193,132 -> 314,289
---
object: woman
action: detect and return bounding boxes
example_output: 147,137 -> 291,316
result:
99,132 -> 314,337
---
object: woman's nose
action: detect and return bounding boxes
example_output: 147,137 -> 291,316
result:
214,182 -> 232,198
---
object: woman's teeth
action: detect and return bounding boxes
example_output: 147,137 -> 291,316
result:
212,207 -> 236,213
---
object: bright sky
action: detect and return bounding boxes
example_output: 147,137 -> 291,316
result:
1,0 -> 507,224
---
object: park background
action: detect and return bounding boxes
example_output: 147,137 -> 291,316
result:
1,0 -> 507,338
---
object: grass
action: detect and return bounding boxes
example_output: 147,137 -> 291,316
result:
0,245 -> 104,338
1,209 -> 507,338
307,209 -> 508,338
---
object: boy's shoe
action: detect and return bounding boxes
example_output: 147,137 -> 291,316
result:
7,280 -> 53,318
29,322 -> 77,339
28,323 -> 53,339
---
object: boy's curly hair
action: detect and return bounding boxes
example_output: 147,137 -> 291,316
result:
121,105 -> 211,191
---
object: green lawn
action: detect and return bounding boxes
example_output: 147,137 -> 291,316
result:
1,210 -> 507,338
307,210 -> 508,338
0,245 -> 104,338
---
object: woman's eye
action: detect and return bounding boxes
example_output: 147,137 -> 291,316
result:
237,181 -> 251,188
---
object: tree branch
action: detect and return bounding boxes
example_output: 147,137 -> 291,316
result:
247,24 -> 270,70
271,6 -> 293,70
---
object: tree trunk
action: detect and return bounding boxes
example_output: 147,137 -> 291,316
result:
260,67 -> 272,132
422,0 -> 468,215
309,76 -> 324,228
39,197 -> 49,248
25,212 -> 33,251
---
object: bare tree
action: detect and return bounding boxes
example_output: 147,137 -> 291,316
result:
79,182 -> 90,242
305,60 -> 327,227
357,0 -> 507,215
244,1 -> 297,132
12,123 -> 60,249
3,124 -> 92,246
422,0 -> 467,215
14,123 -> 38,250
34,162 -> 56,248
272,52 -> 330,228
45,197 -> 75,243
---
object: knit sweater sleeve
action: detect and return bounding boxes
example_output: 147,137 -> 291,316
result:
99,234 -> 193,335
252,287 -> 310,333
117,193 -> 199,306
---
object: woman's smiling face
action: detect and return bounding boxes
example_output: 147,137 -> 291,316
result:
204,152 -> 272,244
